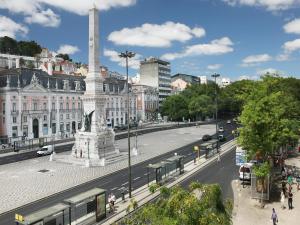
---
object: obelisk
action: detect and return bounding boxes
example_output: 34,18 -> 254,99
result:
71,6 -> 115,166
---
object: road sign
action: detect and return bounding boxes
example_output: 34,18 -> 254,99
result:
236,146 -> 246,166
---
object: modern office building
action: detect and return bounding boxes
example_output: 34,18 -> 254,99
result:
140,58 -> 171,105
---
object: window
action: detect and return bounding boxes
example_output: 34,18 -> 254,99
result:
43,102 -> 47,110
52,123 -> 56,134
2,103 -> 5,114
72,102 -> 75,109
43,115 -> 47,121
78,102 -> 81,109
13,117 -> 17,123
43,124 -> 48,135
12,103 -> 16,112
12,126 -> 18,138
66,123 -> 70,132
33,103 -> 38,110
23,116 -> 27,123
23,103 -> 27,111
60,102 -> 63,110
66,114 -> 70,119
60,114 -> 63,120
66,103 -> 69,110
2,117 -> 5,124
51,113 -> 56,120
52,102 -> 55,110
23,125 -> 28,137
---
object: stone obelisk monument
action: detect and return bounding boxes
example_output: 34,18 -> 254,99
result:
71,6 -> 115,166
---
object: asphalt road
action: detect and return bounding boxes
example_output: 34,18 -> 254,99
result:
0,121 -> 238,225
0,122 -> 202,166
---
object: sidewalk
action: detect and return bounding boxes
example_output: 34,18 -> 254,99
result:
232,152 -> 300,225
97,140 -> 236,225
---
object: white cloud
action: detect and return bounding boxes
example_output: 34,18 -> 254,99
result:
0,16 -> 28,38
284,18 -> 300,34
108,22 -> 205,48
207,64 -> 222,70
223,0 -> 300,11
276,53 -> 290,61
104,49 -> 142,70
25,8 -> 60,27
238,75 -> 259,81
161,37 -> 234,61
256,68 -> 284,76
283,39 -> 300,53
241,54 -> 272,67
0,0 -> 136,28
57,45 -> 80,55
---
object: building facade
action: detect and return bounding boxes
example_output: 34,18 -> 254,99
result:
0,68 -> 85,143
0,67 -> 145,143
132,84 -> 159,122
140,58 -> 171,106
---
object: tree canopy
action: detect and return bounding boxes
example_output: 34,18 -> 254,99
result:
123,182 -> 232,225
238,75 -> 300,159
56,53 -> 72,61
0,36 -> 42,57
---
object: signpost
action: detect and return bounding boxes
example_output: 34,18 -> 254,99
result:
236,146 -> 246,166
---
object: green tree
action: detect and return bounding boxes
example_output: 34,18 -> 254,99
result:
122,183 -> 232,225
0,36 -> 18,54
161,95 -> 189,121
17,40 -> 42,56
188,95 -> 214,121
238,75 -> 300,159
56,53 -> 72,61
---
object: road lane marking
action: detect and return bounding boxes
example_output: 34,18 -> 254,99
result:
111,187 -> 118,191
121,182 -> 128,186
133,177 -> 140,181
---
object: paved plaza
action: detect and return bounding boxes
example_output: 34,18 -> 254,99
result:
0,125 -> 214,214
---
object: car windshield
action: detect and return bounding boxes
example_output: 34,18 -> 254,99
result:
240,167 -> 250,173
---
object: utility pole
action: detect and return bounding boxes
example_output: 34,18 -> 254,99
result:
119,51 -> 135,198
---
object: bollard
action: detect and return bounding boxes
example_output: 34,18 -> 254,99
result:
194,157 -> 196,164
121,189 -> 126,202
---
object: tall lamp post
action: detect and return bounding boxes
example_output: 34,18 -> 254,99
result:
119,50 -> 135,198
211,73 -> 220,153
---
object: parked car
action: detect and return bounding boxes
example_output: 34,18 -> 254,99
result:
218,134 -> 226,142
239,163 -> 254,181
218,127 -> 224,132
226,120 -> 231,124
202,134 -> 212,142
37,145 -> 53,156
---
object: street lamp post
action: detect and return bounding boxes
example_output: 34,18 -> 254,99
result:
211,73 -> 220,153
119,50 -> 135,198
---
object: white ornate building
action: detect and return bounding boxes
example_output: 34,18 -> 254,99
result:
0,68 -> 85,144
0,67 -> 142,144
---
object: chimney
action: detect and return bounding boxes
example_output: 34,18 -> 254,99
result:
48,61 -> 53,75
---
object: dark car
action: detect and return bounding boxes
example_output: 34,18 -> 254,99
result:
202,134 -> 212,142
218,134 -> 226,142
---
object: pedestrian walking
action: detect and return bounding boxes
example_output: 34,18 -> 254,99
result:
280,190 -> 285,209
271,208 -> 278,225
288,191 -> 293,209
282,181 -> 287,197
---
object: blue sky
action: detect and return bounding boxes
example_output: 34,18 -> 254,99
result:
0,0 -> 300,80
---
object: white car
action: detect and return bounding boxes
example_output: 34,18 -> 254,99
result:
37,145 -> 54,156
227,120 -> 231,124
218,127 -> 224,132
239,163 -> 253,181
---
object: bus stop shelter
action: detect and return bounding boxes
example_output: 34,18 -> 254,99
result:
165,155 -> 184,175
15,203 -> 70,225
200,139 -> 218,158
64,188 -> 106,224
147,155 -> 185,185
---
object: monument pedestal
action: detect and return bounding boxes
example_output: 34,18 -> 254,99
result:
72,128 -> 115,163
